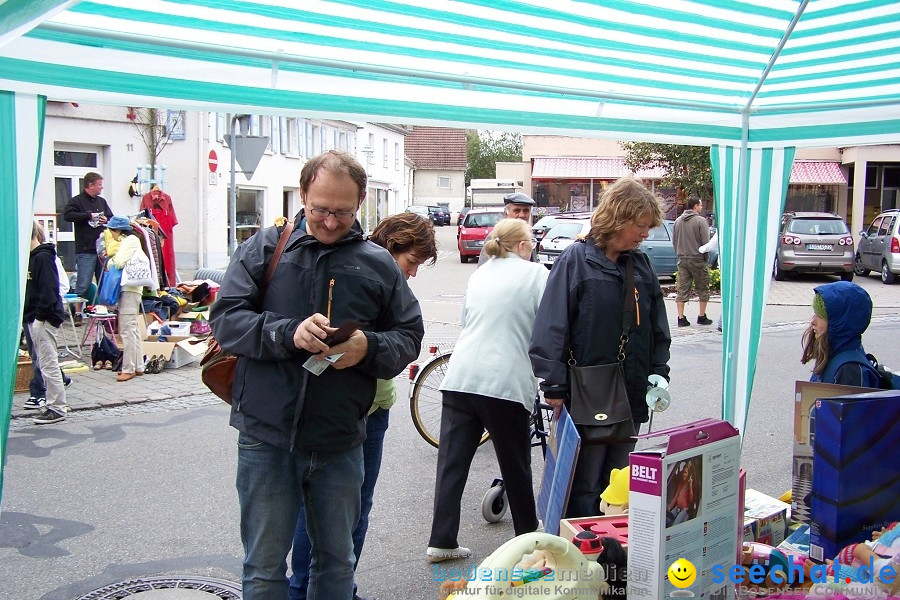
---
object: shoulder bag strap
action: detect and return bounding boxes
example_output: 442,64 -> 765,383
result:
616,255 -> 636,361
259,220 -> 294,300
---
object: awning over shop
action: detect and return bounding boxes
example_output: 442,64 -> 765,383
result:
789,161 -> 847,185
532,157 -> 663,180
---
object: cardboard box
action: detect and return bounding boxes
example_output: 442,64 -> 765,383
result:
790,381 -> 877,524
146,320 -> 192,337
742,488 -> 789,546
777,524 -> 811,560
142,335 -> 207,369
809,389 -> 900,562
627,419 -> 741,600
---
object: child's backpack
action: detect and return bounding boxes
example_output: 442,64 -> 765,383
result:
823,350 -> 900,390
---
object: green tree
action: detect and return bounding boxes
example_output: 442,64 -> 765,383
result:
621,142 -> 713,202
128,107 -> 182,169
466,130 -> 523,186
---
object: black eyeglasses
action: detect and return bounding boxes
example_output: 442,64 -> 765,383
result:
307,206 -> 357,221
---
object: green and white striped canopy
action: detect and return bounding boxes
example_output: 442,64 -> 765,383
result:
2,0 -> 900,146
2,0 -> 900,501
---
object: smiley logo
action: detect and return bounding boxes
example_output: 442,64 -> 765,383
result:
667,558 -> 696,588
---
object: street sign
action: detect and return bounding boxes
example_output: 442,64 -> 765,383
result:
223,134 -> 269,179
208,150 -> 218,173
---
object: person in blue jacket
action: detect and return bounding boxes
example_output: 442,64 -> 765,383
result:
801,280 -> 882,388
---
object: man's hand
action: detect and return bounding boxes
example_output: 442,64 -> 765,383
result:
325,330 -> 368,369
543,396 -> 565,408
292,313 -> 332,354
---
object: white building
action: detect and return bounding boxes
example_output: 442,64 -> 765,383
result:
35,103 -> 409,276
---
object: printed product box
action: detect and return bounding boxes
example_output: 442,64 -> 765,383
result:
777,524 -> 811,561
142,335 -> 207,369
790,381 -> 877,525
809,389 -> 900,562
627,418 -> 741,600
559,515 -> 629,549
742,488 -> 789,546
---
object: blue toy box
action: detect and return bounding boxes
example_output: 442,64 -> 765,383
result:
809,389 -> 900,562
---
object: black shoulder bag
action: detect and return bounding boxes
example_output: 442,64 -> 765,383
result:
568,255 -> 638,445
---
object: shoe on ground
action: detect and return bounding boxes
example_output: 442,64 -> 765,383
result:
73,315 -> 83,327
677,316 -> 690,327
117,372 -> 135,382
104,360 -> 113,370
93,361 -> 103,370
697,314 -> 713,325
427,546 -> 472,563
33,409 -> 66,425
24,397 -> 46,410
64,376 -> 72,387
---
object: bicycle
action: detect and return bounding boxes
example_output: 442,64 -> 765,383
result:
408,345 -> 489,449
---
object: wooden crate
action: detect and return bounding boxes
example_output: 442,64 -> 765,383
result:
14,359 -> 32,393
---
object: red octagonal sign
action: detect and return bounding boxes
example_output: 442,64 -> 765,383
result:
208,150 -> 218,173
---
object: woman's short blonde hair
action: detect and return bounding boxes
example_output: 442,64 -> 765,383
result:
588,177 -> 663,248
484,218 -> 531,259
32,220 -> 46,244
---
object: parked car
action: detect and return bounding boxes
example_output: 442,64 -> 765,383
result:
427,205 -> 450,226
855,208 -> 900,284
457,208 -> 504,262
773,212 -> 854,281
457,206 -> 471,226
531,212 -> 591,242
536,216 -> 677,278
406,205 -> 429,220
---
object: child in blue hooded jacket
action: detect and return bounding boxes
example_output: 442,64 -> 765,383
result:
801,280 -> 882,388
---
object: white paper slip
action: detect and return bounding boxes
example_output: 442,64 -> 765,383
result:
302,352 -> 345,375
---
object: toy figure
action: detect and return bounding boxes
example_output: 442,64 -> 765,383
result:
599,467 -> 629,515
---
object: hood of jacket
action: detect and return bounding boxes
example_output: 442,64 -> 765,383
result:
815,281 -> 871,355
31,242 -> 58,260
680,210 -> 701,221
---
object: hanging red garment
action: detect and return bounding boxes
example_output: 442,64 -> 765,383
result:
140,188 -> 178,285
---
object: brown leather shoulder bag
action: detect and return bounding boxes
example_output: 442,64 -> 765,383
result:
200,221 -> 293,403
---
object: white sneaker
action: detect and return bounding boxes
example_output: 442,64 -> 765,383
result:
427,546 -> 472,563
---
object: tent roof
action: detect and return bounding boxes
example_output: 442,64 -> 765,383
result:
2,0 -> 900,148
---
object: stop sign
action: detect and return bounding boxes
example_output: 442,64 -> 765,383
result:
208,150 -> 218,173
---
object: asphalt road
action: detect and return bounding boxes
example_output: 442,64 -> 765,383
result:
1,224 -> 898,600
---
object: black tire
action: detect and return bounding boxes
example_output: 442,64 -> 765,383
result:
459,253 -> 469,263
854,254 -> 870,277
409,353 -> 489,448
840,271 -> 854,282
481,482 -> 508,523
882,262 -> 897,284
773,258 -> 787,281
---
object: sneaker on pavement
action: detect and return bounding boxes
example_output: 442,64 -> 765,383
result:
677,316 -> 690,327
24,396 -> 46,410
697,314 -> 713,325
64,376 -> 72,387
427,546 -> 472,563
33,409 -> 66,425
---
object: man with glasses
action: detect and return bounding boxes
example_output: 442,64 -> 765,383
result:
210,150 -> 424,600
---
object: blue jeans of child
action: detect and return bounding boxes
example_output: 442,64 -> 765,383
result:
289,408 -> 390,600
237,432 -> 363,600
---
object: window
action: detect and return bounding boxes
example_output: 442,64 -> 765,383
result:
884,166 -> 900,188
848,165 -> 878,189
281,117 -> 298,155
166,110 -> 186,140
383,138 -> 389,168
438,176 -> 451,189
395,142 -> 400,169
215,113 -> 225,141
53,151 -> 97,167
304,120 -> 313,157
320,125 -> 328,152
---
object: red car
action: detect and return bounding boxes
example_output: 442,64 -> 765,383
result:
457,208 -> 504,263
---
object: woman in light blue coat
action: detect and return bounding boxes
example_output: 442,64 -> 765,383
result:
427,218 -> 549,562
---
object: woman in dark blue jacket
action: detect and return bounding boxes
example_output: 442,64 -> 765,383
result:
801,281 -> 882,388
530,177 -> 672,518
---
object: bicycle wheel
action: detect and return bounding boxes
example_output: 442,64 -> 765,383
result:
409,353 -> 490,448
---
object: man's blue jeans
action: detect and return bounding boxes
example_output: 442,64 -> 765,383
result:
237,432 -> 363,600
74,252 -> 102,300
289,408 -> 390,600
